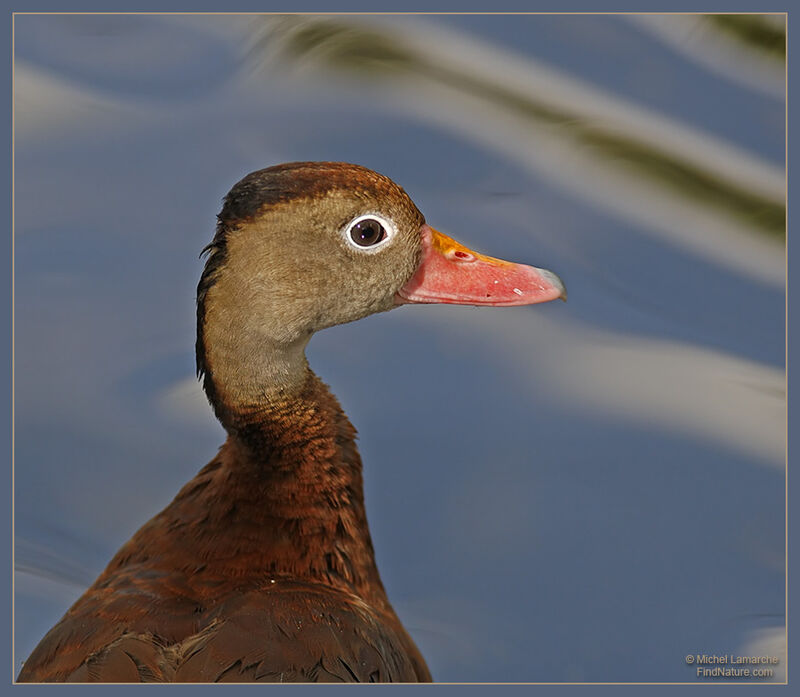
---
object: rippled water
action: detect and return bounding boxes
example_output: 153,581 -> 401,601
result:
14,14 -> 785,682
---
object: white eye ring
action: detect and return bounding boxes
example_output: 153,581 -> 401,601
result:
342,213 -> 395,253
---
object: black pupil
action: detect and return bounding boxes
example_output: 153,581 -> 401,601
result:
350,219 -> 385,247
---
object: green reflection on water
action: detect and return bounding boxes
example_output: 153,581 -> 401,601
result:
251,15 -> 785,241
704,15 -> 786,61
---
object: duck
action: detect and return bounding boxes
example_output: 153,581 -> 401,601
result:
17,162 -> 565,683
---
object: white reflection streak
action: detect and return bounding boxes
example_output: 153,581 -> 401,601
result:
626,15 -> 785,100
545,326 -> 785,468
737,626 -> 786,682
418,308 -> 785,469
391,18 -> 783,288
383,17 -> 784,198
157,374 -> 216,427
13,61 -> 149,143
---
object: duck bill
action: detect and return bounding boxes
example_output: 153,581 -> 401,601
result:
396,225 -> 566,306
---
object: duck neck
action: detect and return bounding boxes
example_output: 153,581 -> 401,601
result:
194,274 -> 392,610
197,359 -> 391,611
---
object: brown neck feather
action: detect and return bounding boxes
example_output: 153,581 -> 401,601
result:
123,370 -> 392,612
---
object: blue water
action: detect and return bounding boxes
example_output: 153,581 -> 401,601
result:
14,14 -> 785,683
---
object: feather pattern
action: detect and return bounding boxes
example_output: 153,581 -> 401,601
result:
19,374 -> 430,682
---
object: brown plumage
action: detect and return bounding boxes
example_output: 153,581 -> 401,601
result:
20,373 -> 428,682
18,162 -> 565,683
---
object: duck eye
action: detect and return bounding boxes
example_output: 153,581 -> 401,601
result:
349,218 -> 386,247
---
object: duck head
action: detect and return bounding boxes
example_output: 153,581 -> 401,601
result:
197,162 -> 565,422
